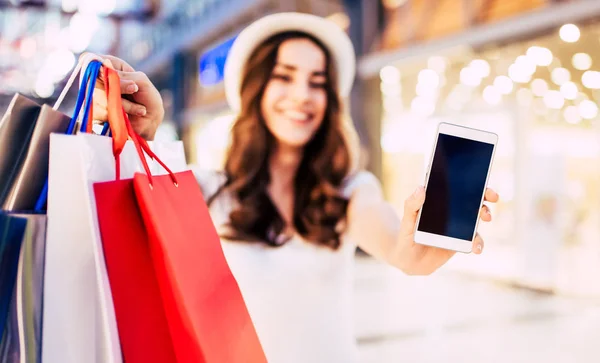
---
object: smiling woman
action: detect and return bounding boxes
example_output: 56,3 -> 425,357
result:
92,11 -> 499,363
211,31 -> 352,249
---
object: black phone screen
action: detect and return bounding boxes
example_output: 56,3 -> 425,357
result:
417,133 -> 495,240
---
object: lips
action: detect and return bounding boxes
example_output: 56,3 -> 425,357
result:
281,109 -> 314,124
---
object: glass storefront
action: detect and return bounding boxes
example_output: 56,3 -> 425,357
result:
377,21 -> 600,297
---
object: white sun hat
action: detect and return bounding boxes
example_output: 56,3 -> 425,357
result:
223,12 -> 357,113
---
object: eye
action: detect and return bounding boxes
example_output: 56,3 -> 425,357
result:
309,81 -> 327,89
271,74 -> 291,82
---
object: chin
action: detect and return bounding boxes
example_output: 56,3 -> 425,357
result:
277,138 -> 312,149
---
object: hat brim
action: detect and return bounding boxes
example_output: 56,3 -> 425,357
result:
224,12 -> 356,112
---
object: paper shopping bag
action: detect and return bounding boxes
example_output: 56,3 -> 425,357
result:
0,213 -> 27,336
0,214 -> 46,363
92,99 -> 265,362
44,133 -> 186,363
2,106 -> 71,211
0,95 -> 41,206
133,169 -> 266,362
93,179 -> 177,363
41,58 -> 126,363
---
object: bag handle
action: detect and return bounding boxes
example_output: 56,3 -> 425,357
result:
34,60 -> 101,212
54,53 -> 104,111
66,59 -> 101,135
123,109 -> 179,189
33,62 -> 129,211
101,67 -> 178,188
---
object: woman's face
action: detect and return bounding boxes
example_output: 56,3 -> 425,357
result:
260,38 -> 328,149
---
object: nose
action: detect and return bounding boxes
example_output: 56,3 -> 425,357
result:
290,80 -> 311,103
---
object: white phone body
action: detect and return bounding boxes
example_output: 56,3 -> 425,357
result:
414,122 -> 498,254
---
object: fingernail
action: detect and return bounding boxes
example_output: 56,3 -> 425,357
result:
477,244 -> 483,253
128,84 -> 138,93
137,108 -> 146,116
413,186 -> 424,196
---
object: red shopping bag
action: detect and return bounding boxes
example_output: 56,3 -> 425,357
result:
93,67 -> 177,363
129,124 -> 266,363
94,180 -> 177,363
95,67 -> 266,363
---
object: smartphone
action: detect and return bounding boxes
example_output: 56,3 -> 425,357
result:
414,122 -> 498,253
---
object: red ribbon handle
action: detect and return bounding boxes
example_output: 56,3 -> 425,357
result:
102,67 -> 178,186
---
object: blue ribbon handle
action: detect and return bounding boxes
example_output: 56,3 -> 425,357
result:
34,60 -> 103,211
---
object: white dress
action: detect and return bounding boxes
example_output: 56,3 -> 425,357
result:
193,167 -> 378,363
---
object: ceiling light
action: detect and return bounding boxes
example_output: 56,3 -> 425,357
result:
509,64 -> 532,84
460,67 -> 482,87
544,90 -> 565,109
493,76 -> 513,95
380,66 -> 401,83
579,100 -> 598,119
572,53 -> 592,71
411,96 -> 436,117
560,82 -> 578,100
418,69 -> 440,88
559,24 -> 580,43
469,59 -> 491,78
551,67 -> 571,86
483,86 -> 502,105
582,71 -> 600,89
531,79 -> 548,97
526,46 -> 553,67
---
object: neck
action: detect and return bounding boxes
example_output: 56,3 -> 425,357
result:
269,143 -> 303,189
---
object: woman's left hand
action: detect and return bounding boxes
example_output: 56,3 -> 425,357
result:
398,187 -> 500,275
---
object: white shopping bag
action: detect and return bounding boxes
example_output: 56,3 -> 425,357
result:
43,132 -> 188,363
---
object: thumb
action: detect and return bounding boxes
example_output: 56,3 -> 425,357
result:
102,58 -> 115,70
401,186 -> 426,230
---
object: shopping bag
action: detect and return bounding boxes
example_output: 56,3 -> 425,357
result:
43,64 -> 187,363
93,179 -> 177,363
91,67 -> 177,363
41,58 -> 123,363
0,214 -> 27,337
1,106 -> 71,211
0,57 -> 105,363
0,214 -> 46,363
0,53 -> 104,212
0,95 -> 41,206
117,109 -> 266,361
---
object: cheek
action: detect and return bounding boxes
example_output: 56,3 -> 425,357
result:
261,83 -> 283,119
313,92 -> 328,122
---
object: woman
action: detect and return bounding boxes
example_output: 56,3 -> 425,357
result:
94,12 -> 498,363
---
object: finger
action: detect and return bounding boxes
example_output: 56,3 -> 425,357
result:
401,186 -> 426,230
484,188 -> 499,203
101,57 -> 115,70
121,98 -> 147,117
479,204 -> 492,222
116,70 -> 149,86
472,233 -> 484,254
120,79 -> 139,95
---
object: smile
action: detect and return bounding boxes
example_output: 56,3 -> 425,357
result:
280,109 -> 314,123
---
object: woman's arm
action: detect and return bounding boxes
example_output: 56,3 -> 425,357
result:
345,175 -> 498,275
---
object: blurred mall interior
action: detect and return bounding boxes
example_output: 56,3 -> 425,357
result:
1,0 -> 600,361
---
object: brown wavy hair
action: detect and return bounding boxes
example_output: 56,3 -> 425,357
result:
208,31 -> 352,249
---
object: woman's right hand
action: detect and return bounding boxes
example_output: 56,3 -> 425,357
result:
90,54 -> 165,140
